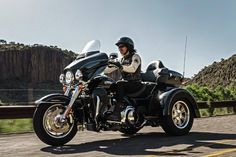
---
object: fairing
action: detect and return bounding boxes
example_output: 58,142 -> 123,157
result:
63,40 -> 108,81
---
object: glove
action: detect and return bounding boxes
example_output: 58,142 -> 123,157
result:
108,61 -> 123,69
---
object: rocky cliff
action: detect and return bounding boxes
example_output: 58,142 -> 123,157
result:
189,54 -> 236,88
0,42 -> 76,89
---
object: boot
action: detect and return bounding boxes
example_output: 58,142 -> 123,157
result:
106,102 -> 122,121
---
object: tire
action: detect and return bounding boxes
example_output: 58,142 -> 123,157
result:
161,96 -> 194,136
119,126 -> 141,135
33,103 -> 77,146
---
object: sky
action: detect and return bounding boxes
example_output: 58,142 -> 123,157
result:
0,0 -> 236,77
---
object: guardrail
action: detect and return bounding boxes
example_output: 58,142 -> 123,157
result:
0,105 -> 36,119
0,101 -> 235,119
197,100 -> 236,109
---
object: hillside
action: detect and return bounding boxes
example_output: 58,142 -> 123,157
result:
189,54 -> 236,88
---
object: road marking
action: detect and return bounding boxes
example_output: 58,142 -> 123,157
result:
201,148 -> 236,157
197,139 -> 235,147
201,139 -> 236,157
214,139 -> 236,144
145,139 -> 236,157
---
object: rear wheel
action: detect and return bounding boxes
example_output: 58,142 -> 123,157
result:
33,103 -> 77,146
161,98 -> 194,136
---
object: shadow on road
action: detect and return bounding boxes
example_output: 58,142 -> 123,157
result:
41,132 -> 236,156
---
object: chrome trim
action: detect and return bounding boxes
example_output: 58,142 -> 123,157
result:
59,74 -> 65,84
121,106 -> 134,123
106,120 -> 122,124
42,104 -> 74,138
137,120 -> 147,129
35,100 -> 66,105
64,86 -> 71,96
75,69 -> 83,80
65,71 -> 74,85
95,96 -> 100,118
35,99 -> 42,105
172,100 -> 190,129
63,86 -> 80,118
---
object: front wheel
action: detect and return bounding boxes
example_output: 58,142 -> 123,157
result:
33,103 -> 77,146
161,98 -> 194,136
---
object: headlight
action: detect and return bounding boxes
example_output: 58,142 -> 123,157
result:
59,74 -> 64,84
75,69 -> 83,80
65,71 -> 74,84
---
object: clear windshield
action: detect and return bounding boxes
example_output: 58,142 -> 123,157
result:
82,40 -> 101,53
77,40 -> 101,59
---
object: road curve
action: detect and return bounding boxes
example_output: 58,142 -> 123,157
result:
0,115 -> 236,157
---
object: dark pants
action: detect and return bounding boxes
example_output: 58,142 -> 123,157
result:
116,80 -> 143,103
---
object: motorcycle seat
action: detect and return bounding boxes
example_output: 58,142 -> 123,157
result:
141,60 -> 183,85
141,60 -> 169,83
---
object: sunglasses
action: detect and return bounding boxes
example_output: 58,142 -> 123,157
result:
118,45 -> 126,48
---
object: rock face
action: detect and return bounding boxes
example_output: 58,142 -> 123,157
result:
189,54 -> 236,88
0,43 -> 76,88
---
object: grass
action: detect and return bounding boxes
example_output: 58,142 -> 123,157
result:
0,119 -> 33,134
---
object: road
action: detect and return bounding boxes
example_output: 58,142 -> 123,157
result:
0,115 -> 236,157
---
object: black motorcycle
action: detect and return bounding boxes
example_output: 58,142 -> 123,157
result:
33,40 -> 200,146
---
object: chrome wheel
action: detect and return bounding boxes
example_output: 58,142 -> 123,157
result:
43,104 -> 74,138
172,101 -> 190,129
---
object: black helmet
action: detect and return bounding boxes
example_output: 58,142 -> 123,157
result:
115,37 -> 134,50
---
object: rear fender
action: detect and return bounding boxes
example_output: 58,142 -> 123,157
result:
159,88 -> 200,118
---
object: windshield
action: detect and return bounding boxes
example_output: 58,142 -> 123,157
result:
77,40 -> 101,59
81,40 -> 100,54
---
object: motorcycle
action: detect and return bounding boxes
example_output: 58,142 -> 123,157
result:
33,40 -> 200,146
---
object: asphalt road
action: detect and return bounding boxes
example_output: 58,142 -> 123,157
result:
0,115 -> 236,157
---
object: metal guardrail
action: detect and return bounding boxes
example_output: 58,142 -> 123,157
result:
197,100 -> 236,109
0,105 -> 36,119
0,101 -> 235,119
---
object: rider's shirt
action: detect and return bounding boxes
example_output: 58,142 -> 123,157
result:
104,52 -> 141,81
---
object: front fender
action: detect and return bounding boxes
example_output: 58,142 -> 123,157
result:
159,88 -> 200,118
35,93 -> 71,107
35,93 -> 84,123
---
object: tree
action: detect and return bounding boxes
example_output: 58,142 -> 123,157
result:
0,39 -> 7,44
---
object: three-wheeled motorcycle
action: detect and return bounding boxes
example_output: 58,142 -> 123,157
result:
33,40 -> 200,146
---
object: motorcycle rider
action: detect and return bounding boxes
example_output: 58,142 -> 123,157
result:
104,37 -> 143,121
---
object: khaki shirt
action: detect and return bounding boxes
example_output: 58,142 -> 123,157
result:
104,53 -> 141,74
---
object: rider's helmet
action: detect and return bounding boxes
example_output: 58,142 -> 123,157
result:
115,37 -> 134,50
